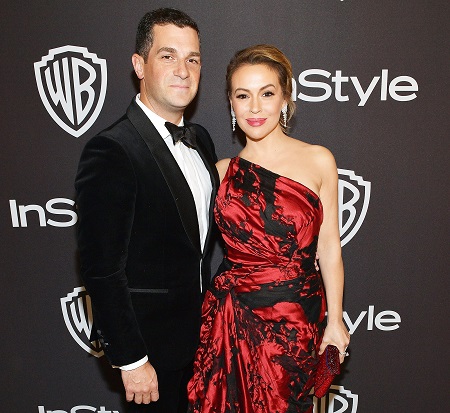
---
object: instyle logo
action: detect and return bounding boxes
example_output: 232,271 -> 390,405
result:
344,305 -> 401,334
34,45 -> 107,137
61,287 -> 103,357
314,385 -> 358,412
9,198 -> 77,228
337,170 -> 371,247
292,69 -> 418,106
38,406 -> 119,413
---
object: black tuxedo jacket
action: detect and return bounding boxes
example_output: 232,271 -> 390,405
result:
75,99 -> 219,370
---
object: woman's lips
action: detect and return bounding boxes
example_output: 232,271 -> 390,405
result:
246,118 -> 267,126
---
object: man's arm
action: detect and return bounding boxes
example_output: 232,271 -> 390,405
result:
75,135 -> 147,366
76,135 -> 160,403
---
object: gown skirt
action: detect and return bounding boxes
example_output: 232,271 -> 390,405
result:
188,157 -> 327,413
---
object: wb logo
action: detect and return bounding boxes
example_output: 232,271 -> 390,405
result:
314,385 -> 359,412
34,45 -> 107,138
61,287 -> 103,357
338,169 -> 371,247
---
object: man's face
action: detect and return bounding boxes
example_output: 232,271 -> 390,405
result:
133,24 -> 201,122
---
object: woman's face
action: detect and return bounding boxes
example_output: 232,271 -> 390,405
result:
229,63 -> 286,141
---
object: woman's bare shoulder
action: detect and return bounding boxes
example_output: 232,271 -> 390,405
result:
292,140 -> 336,169
305,144 -> 338,187
311,144 -> 335,163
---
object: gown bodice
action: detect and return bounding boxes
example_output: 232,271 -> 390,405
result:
213,156 -> 323,293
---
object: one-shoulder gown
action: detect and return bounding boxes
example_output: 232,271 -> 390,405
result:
188,157 -> 326,413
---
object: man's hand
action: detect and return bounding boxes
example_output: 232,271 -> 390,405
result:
121,361 -> 159,404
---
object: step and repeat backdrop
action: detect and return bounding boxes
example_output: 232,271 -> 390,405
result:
1,1 -> 448,412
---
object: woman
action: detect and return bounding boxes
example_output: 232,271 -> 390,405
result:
188,45 -> 350,413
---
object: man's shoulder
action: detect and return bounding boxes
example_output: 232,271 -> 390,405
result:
90,99 -> 144,141
97,113 -> 134,141
83,111 -> 141,152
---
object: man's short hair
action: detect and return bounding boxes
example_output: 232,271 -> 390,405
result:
135,8 -> 200,60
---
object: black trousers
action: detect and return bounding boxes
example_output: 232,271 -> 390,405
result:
124,362 -> 193,413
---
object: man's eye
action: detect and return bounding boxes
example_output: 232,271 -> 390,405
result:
188,58 -> 200,64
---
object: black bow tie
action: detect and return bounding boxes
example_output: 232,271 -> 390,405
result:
165,122 -> 197,148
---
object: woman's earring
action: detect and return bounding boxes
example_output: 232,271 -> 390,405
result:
231,107 -> 236,132
281,106 -> 287,128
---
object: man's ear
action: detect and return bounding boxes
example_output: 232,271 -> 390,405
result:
132,54 -> 144,79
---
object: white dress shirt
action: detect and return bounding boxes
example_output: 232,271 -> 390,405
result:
119,95 -> 212,371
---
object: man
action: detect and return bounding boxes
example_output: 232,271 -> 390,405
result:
75,8 -> 219,413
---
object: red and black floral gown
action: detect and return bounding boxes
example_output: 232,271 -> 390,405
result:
188,157 -> 326,413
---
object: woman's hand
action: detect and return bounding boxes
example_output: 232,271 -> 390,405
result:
319,320 -> 350,363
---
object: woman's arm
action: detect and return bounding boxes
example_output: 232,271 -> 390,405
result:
216,158 -> 232,182
316,147 -> 350,362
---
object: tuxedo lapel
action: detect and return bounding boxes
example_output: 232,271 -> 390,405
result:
126,100 -> 201,254
186,121 -> 220,255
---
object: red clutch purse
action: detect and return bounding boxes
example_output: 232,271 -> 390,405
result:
314,345 -> 341,398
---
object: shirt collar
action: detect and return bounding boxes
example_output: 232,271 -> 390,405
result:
135,94 -> 184,141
